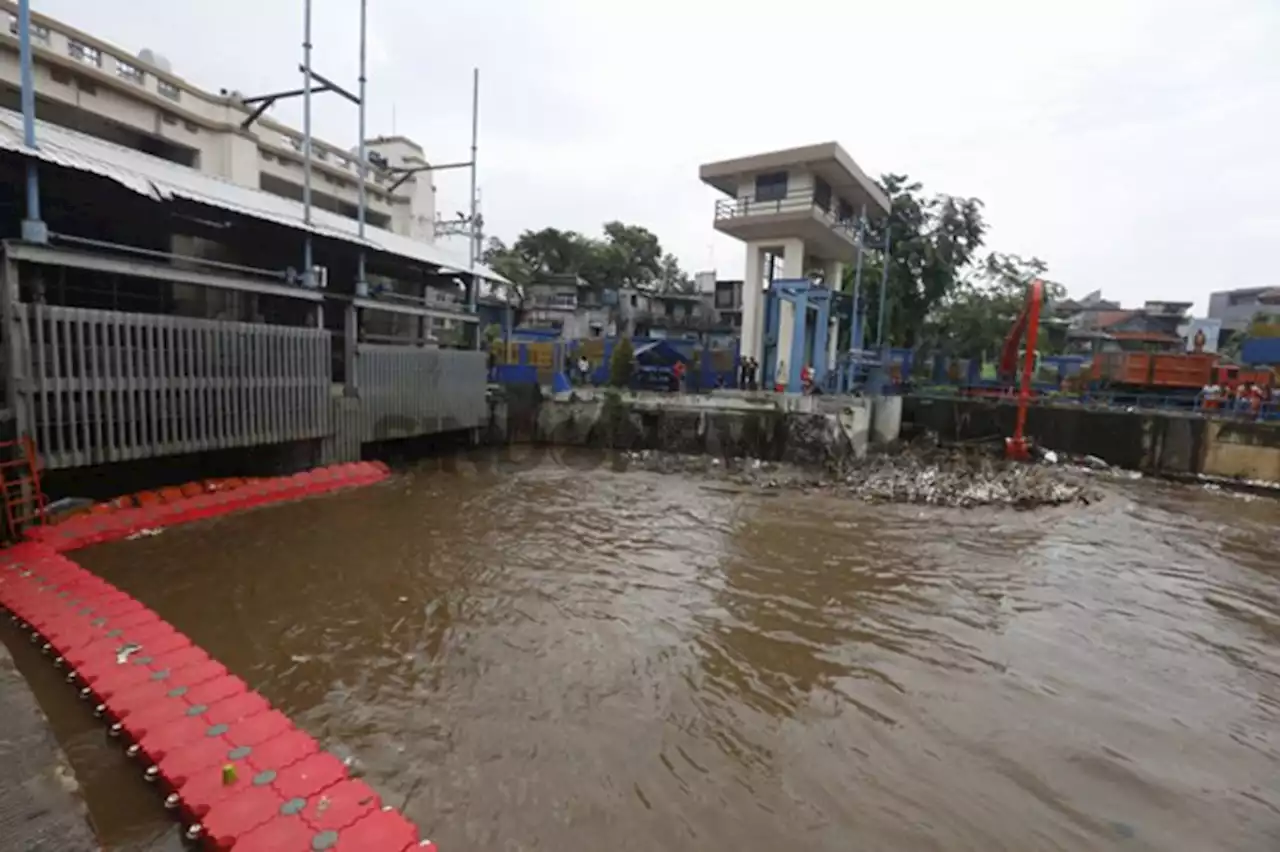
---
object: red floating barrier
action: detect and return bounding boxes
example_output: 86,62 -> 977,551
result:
297,777 -> 381,833
0,467 -> 423,852
340,809 -> 429,851
269,751 -> 347,800
185,674 -> 251,709
240,728 -> 319,775
201,782 -> 288,849
227,814 -> 315,852
161,711 -> 293,791
203,691 -> 271,726
222,709 -> 294,749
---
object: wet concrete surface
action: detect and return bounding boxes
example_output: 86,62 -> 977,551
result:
17,448 -> 1280,851
0,637 -> 98,851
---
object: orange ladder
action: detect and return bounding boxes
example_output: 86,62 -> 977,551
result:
0,434 -> 46,538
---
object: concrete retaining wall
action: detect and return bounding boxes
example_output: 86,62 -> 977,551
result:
904,396 -> 1280,483
534,392 -> 876,466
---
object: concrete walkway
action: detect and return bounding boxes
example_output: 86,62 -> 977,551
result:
0,639 -> 98,851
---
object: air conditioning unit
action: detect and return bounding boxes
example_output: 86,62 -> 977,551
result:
310,265 -> 328,290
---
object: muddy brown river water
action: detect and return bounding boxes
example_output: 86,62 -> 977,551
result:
9,450 -> 1280,851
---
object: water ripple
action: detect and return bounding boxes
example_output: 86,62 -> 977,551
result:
53,453 -> 1280,851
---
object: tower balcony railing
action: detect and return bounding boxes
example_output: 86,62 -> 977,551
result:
714,188 -> 864,243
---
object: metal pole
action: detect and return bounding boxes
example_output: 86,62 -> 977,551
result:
301,0 -> 314,286
874,224 -> 892,349
355,0 -> 368,291
468,68 -> 480,349
849,205 -> 867,351
468,68 -> 479,307
18,0 -> 46,243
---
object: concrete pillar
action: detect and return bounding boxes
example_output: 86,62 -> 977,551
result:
224,134 -> 261,185
774,238 -> 806,388
827,316 -> 839,370
824,258 -> 843,371
838,401 -> 870,460
343,304 -> 358,396
871,395 -> 903,443
741,243 -> 766,363
780,238 -> 806,278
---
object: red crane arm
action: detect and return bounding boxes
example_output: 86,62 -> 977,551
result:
1005,279 -> 1044,460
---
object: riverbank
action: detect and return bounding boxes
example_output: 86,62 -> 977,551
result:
905,394 -> 1280,485
0,637 -> 97,851
528,388 -> 902,466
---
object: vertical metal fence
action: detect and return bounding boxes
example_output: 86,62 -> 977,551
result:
354,345 -> 487,441
16,304 -> 331,469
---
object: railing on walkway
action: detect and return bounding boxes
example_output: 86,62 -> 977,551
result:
354,345 -> 487,441
714,187 -> 861,243
911,388 -> 1280,422
16,304 -> 331,469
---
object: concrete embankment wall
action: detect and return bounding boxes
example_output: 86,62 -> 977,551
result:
904,396 -> 1280,482
527,391 -> 901,466
0,639 -> 97,850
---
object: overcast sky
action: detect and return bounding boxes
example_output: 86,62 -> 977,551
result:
40,0 -> 1280,313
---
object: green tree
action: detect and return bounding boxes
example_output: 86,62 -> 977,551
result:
923,253 -> 1065,359
657,253 -> 693,293
609,337 -> 635,387
855,174 -> 987,347
480,236 -> 534,323
598,221 -> 664,289
486,222 -> 689,294
511,227 -> 598,276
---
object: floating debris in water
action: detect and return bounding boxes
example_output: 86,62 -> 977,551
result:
621,443 -> 1099,510
841,446 -> 1093,508
115,643 -> 143,665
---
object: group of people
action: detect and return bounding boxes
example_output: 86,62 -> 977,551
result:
1199,382 -> 1273,418
569,349 -> 824,396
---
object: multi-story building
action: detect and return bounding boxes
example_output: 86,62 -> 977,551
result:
700,142 -> 890,384
0,2 -> 435,242
521,274 -> 614,339
710,279 -> 743,331
1208,286 -> 1280,332
646,291 -> 715,340
0,4 -> 500,477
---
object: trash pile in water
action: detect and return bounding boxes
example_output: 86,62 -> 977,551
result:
620,439 -> 1100,510
838,443 -> 1096,508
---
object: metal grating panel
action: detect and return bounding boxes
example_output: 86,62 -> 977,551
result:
17,304 -> 331,469
355,346 -> 487,442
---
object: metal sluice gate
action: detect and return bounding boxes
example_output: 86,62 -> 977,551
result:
0,462 -> 439,850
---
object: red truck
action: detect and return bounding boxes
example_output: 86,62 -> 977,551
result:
1091,353 -> 1275,393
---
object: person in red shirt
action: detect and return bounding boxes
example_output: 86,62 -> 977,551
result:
671,360 -> 685,393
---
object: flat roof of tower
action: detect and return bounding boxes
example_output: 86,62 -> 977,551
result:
699,142 -> 890,216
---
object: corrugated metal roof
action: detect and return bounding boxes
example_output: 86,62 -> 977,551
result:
0,107 -> 507,284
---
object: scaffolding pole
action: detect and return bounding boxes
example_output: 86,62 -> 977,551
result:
18,0 -> 45,243
301,0 -> 314,287
874,225 -> 892,349
849,205 -> 867,351
469,67 -> 481,349
356,0 -> 368,290
468,69 -> 479,305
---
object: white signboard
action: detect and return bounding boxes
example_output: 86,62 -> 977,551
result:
1178,317 -> 1221,354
